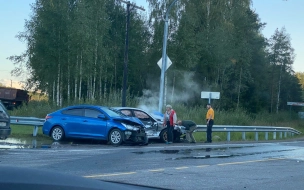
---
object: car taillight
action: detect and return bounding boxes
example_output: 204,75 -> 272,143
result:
45,115 -> 52,120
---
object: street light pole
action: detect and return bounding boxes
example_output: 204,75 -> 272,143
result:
122,2 -> 131,107
158,0 -> 178,112
119,0 -> 145,107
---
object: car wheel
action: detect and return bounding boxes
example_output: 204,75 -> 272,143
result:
51,126 -> 65,141
109,129 -> 123,145
160,129 -> 167,143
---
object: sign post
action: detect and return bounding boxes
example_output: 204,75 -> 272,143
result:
201,91 -> 220,104
158,55 -> 172,112
287,102 -> 304,119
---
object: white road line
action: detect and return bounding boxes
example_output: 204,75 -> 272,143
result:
175,167 -> 189,170
149,169 -> 165,172
84,172 -> 136,178
217,158 -> 286,166
196,165 -> 209,168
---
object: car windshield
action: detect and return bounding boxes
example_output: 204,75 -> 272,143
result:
101,107 -> 125,117
0,101 -> 7,112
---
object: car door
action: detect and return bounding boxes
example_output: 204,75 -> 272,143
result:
83,108 -> 107,139
61,108 -> 85,137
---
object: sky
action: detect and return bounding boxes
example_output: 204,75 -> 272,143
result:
0,0 -> 303,88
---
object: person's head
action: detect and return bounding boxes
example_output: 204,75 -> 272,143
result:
177,120 -> 182,125
166,105 -> 172,111
207,103 -> 211,109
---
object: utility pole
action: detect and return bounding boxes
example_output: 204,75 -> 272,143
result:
118,0 -> 145,107
158,0 -> 179,112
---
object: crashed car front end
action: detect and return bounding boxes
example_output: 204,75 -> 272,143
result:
122,122 -> 147,143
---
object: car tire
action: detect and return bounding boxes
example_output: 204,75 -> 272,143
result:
160,129 -> 167,143
51,126 -> 65,141
109,129 -> 123,145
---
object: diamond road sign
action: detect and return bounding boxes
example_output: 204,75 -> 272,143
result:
157,56 -> 172,71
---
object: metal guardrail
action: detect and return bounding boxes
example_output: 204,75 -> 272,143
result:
195,125 -> 301,141
9,116 -> 302,141
10,116 -> 45,137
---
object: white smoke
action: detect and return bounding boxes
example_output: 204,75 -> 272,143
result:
169,71 -> 200,103
137,71 -> 201,113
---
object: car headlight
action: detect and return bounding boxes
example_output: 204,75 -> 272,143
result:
122,123 -> 138,131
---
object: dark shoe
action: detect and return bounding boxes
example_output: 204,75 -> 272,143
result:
204,141 -> 211,143
190,141 -> 196,144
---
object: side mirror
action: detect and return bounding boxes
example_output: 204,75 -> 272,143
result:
98,114 -> 106,120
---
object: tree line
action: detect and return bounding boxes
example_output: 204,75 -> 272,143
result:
9,0 -> 303,113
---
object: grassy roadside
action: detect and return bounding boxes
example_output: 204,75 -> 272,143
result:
9,125 -> 48,140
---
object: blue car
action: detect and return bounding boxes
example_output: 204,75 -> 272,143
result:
42,105 -> 147,145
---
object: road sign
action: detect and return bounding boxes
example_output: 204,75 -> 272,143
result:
157,56 -> 172,71
287,102 -> 304,106
201,91 -> 220,104
201,91 -> 220,99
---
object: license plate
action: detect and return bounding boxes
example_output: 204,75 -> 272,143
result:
0,122 -> 6,127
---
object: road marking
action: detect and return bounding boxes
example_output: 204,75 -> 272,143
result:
149,169 -> 165,172
196,165 -> 209,168
62,143 -> 261,152
84,158 -> 287,178
175,167 -> 189,170
84,172 -> 136,178
217,158 -> 286,166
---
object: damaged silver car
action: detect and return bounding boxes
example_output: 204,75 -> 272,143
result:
113,107 -> 186,142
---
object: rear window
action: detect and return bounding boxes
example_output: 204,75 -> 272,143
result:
62,108 -> 84,116
84,109 -> 101,118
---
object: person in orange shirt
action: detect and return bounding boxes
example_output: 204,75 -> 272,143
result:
205,103 -> 214,143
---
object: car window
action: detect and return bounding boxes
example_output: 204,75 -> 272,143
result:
0,102 -> 5,112
85,109 -> 102,118
100,107 -> 123,117
0,101 -> 9,119
134,110 -> 151,121
62,108 -> 84,116
120,109 -> 133,117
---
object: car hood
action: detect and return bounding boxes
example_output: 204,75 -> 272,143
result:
112,116 -> 144,127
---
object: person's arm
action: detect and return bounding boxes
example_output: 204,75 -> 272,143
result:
173,112 -> 177,125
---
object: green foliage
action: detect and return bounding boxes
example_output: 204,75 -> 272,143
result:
10,89 -> 138,117
8,0 -> 302,114
296,72 -> 304,89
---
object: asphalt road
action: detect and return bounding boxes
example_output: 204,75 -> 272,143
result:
0,140 -> 304,190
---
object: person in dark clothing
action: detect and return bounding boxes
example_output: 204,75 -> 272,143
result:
163,105 -> 177,144
177,120 -> 197,143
